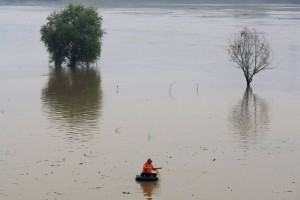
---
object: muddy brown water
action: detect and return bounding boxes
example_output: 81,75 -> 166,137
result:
0,4 -> 299,200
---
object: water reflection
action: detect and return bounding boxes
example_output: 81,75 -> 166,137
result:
137,181 -> 160,200
42,67 -> 102,142
229,87 -> 270,144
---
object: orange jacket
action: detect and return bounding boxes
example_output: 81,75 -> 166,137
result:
142,162 -> 156,173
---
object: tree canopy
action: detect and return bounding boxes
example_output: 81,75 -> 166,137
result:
40,4 -> 104,68
228,28 -> 273,86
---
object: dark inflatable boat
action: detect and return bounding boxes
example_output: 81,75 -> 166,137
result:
135,175 -> 158,181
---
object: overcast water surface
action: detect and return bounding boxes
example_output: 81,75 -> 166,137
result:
0,3 -> 299,200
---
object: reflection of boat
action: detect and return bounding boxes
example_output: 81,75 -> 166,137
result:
135,175 -> 158,181
137,180 -> 159,200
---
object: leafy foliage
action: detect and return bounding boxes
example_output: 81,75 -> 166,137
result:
228,28 -> 273,86
40,4 -> 104,67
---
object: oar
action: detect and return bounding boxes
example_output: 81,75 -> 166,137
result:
154,167 -> 162,176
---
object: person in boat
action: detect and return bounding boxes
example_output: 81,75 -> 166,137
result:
141,158 -> 157,177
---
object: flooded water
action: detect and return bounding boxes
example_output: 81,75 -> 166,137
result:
0,3 -> 300,200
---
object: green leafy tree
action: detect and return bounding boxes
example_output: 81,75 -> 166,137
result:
228,28 -> 273,86
40,4 -> 104,68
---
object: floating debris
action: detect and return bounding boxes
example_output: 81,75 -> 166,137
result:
114,127 -> 121,134
122,192 -> 130,194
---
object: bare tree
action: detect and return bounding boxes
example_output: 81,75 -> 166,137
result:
228,28 -> 273,86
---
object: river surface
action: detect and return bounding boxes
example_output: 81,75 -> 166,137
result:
0,3 -> 299,200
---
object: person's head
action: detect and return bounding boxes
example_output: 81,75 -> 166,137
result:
147,158 -> 152,164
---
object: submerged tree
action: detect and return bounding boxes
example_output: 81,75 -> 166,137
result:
40,4 -> 104,68
228,28 -> 273,86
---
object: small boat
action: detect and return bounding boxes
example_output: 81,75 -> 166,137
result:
135,175 -> 158,182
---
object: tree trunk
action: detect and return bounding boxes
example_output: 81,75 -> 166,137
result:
69,58 -> 77,68
54,60 -> 62,68
245,75 -> 252,87
246,77 -> 252,87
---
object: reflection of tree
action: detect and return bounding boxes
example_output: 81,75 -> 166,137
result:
42,67 -> 102,142
138,181 -> 159,200
229,87 -> 270,144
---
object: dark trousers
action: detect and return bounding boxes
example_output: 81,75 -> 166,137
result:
141,173 -> 156,177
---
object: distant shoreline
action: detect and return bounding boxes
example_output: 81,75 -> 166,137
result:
1,0 -> 300,6
0,1 -> 300,8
